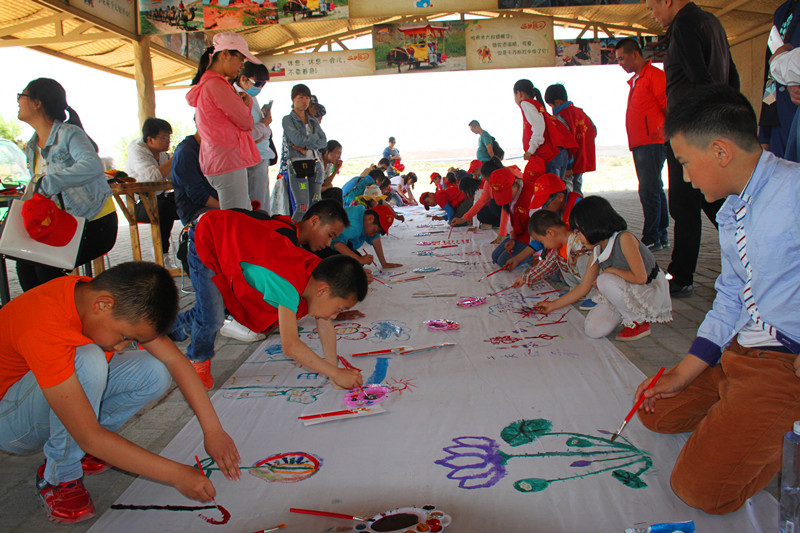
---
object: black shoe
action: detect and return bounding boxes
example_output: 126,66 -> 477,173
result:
669,279 -> 693,297
645,241 -> 662,252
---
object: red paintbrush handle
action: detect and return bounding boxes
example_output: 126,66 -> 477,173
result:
625,366 -> 666,423
289,507 -> 362,520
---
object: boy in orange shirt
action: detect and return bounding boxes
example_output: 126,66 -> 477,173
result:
0,262 -> 240,524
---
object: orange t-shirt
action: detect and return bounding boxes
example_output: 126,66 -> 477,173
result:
0,276 -> 113,399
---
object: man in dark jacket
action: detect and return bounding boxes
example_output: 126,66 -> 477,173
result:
645,0 -> 739,296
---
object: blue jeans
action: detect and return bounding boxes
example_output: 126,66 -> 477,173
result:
170,230 -> 226,363
0,346 -> 171,485
545,148 -> 569,179
492,238 -> 530,268
632,144 -> 669,246
569,172 -> 583,195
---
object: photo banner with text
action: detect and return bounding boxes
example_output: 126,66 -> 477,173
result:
139,0 -> 203,35
465,16 -> 554,71
68,0 -> 136,34
277,0 -> 349,24
373,22 -> 467,75
351,0 -> 496,18
555,36 -> 665,67
261,50 -> 376,81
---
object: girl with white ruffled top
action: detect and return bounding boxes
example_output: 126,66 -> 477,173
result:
534,195 -> 672,342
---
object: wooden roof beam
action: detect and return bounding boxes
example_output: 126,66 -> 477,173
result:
0,12 -> 70,38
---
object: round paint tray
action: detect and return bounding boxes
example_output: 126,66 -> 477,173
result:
353,505 -> 452,532
344,385 -> 389,408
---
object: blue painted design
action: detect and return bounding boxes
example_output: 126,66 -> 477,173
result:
266,344 -> 283,355
370,320 -> 411,342
367,357 -> 390,384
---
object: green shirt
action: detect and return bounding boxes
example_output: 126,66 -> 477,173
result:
477,131 -> 493,162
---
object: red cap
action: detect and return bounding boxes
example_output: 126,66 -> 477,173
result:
430,172 -> 441,183
420,191 -> 434,211
370,204 -> 395,234
468,159 -> 482,174
530,173 -> 567,209
489,168 -> 516,206
21,193 -> 78,246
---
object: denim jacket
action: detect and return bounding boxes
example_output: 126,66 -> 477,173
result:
25,121 -> 111,220
281,110 -> 326,161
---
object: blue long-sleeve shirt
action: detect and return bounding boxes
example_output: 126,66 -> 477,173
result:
170,135 -> 218,225
331,205 -> 379,251
690,150 -> 800,364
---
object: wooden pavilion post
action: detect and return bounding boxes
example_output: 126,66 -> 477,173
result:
133,34 -> 156,128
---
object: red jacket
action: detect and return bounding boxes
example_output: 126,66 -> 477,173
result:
509,179 -> 536,244
556,104 -> 596,174
625,61 -> 667,150
194,210 -> 320,333
434,183 -> 466,210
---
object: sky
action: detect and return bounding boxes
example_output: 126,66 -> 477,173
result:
0,33 -> 638,166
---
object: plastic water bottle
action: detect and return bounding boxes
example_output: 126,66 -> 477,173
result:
780,421 -> 800,533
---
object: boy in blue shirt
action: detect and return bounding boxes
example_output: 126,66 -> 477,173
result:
326,204 -> 402,270
635,84 -> 800,514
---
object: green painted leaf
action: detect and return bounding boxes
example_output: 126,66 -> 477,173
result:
500,419 -> 552,447
514,478 -> 550,492
612,470 -> 648,489
565,437 -> 593,448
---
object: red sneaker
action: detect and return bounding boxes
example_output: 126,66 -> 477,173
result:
192,360 -> 214,390
36,464 -> 95,524
81,454 -> 111,475
615,321 -> 651,341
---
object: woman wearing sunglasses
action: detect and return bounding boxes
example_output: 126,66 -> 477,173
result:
233,62 -> 272,212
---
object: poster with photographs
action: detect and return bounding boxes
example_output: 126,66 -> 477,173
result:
139,0 -> 203,34
351,0 -> 495,18
465,16 -> 554,70
372,22 -> 467,75
260,50 -> 375,81
151,32 -> 209,63
555,36 -> 665,67
277,0 -> 349,24
203,0 -> 279,31
498,0 -> 638,7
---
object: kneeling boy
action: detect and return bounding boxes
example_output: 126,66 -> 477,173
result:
0,262 -> 239,523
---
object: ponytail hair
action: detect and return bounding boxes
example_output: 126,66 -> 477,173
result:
192,46 -> 220,85
25,78 -> 97,151
513,79 -> 544,105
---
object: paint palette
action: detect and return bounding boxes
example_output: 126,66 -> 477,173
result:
416,241 -> 433,246
344,385 -> 389,408
414,232 -> 431,237
456,296 -> 486,308
417,251 -> 434,256
424,319 -> 459,331
353,506 -> 451,532
413,267 -> 439,273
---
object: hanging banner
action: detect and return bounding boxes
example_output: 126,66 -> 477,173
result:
261,49 -> 375,81
151,32 -> 209,61
351,0 -> 495,18
465,16 -> 554,70
139,0 -> 203,34
203,0 -> 279,31
373,22 -> 467,75
277,0 -> 349,24
498,0 -> 637,6
556,36 -> 665,67
67,0 -> 136,34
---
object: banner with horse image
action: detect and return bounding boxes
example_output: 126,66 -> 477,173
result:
277,0 -> 349,24
260,49 -> 375,81
465,16 -> 554,71
351,0 -> 495,18
555,36 -> 665,67
373,22 -> 466,75
139,0 -> 203,34
203,0 -> 279,31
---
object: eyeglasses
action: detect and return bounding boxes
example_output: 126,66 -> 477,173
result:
17,93 -> 33,100
247,77 -> 266,88
156,134 -> 171,142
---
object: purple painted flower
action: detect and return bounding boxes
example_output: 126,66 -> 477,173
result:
435,436 -> 508,489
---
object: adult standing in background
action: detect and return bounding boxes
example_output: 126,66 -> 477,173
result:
615,38 -> 669,252
468,120 -> 496,162
758,0 -> 800,158
186,32 -> 261,210
383,136 -> 401,177
125,117 -> 179,268
645,0 -> 739,297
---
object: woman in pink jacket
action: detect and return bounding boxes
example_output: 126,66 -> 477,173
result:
186,33 -> 261,210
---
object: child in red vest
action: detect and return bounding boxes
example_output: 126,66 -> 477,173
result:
545,83 -> 597,196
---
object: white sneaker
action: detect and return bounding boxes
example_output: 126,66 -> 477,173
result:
163,255 -> 178,270
220,318 -> 265,342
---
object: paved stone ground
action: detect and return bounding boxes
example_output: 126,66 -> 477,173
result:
0,190 -> 766,532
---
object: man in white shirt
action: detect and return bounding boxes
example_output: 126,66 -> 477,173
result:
124,118 -> 179,267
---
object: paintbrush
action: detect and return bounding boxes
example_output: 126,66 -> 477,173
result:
412,292 -> 457,298
351,346 -> 410,357
478,265 -> 507,282
372,276 -> 392,289
252,524 -> 286,533
289,507 -> 370,521
447,222 -> 454,241
393,275 -> 425,283
361,248 -> 376,267
194,455 -> 218,508
433,244 -> 458,250
398,343 -> 455,356
610,367 -> 666,442
488,286 -> 514,296
337,355 -> 361,372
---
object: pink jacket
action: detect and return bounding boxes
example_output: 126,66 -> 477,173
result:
186,70 -> 259,176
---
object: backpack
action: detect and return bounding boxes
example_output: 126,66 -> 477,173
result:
491,137 -> 504,160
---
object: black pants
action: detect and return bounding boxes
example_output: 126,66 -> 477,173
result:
665,143 -> 723,287
16,211 -> 118,291
477,198 -> 502,227
135,192 -> 178,254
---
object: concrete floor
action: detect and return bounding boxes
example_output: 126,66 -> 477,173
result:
0,190 -> 762,532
